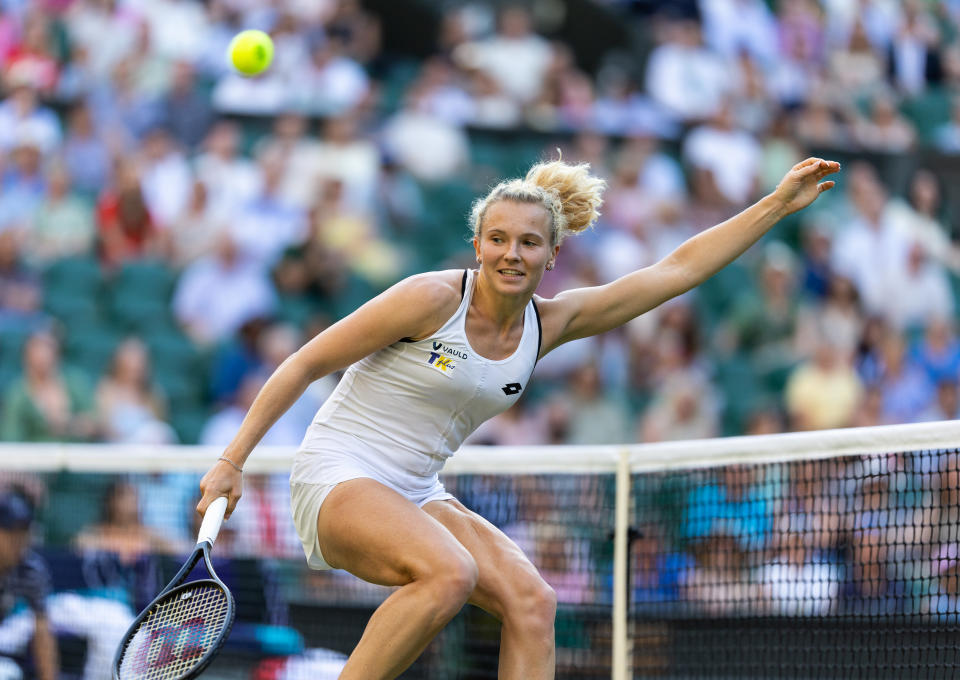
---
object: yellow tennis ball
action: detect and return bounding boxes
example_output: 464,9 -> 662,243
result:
228,30 -> 274,76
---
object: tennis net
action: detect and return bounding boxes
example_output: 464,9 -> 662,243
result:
0,420 -> 958,678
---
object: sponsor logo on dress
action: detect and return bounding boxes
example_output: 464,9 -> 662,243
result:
427,352 -> 456,374
432,341 -> 468,360
502,383 -> 522,396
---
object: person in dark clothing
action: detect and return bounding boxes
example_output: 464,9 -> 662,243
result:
0,492 -> 57,680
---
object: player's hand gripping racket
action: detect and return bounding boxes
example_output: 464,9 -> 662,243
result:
112,497 -> 235,679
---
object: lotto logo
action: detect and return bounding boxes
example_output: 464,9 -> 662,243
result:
427,352 -> 456,372
502,383 -> 522,395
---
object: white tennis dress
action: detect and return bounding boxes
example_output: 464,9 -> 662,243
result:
290,269 -> 541,569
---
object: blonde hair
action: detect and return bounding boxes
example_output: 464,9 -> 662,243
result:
470,158 -> 607,246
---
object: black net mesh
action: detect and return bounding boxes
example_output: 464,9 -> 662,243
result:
630,447 -> 960,679
6,445 -> 960,679
0,469 -> 615,679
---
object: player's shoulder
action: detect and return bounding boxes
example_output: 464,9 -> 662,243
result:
392,269 -> 467,309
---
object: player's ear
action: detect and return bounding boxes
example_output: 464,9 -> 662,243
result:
473,235 -> 481,263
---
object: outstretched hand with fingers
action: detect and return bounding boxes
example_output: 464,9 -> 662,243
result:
773,157 -> 841,215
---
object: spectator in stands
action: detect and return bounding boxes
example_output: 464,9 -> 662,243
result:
725,242 -> 802,382
0,491 -> 57,680
849,91 -> 917,152
160,60 -> 213,149
27,163 -> 95,264
381,87 -> 470,183
767,0 -> 824,108
292,33 -> 371,116
95,158 -> 161,269
825,16 -> 887,103
74,481 -> 175,608
530,43 -> 595,131
784,331 -> 864,431
758,529 -> 841,616
88,58 -> 163,148
830,163 -> 909,316
60,102 -> 112,198
95,337 -> 176,444
533,527 -> 592,605
640,371 -> 720,442
548,362 -> 632,445
311,177 -> 404,287
792,90 -> 851,150
886,167 -> 960,274
932,93 -> 960,152
795,273 -> 864,361
64,0 -> 142,81
312,114 -> 381,211
888,2 -> 943,96
138,126 -> 193,230
167,179 -> 221,266
0,78 -> 60,156
869,327 -> 936,423
193,120 -> 262,224
911,317 -> 960,385
885,241 -> 954,331
682,465 -> 770,614
227,149 -> 307,272
0,231 -> 46,332
644,16 -> 733,124
0,137 -> 47,235
172,231 -> 276,346
256,113 -> 323,211
699,0 -> 778,63
683,99 -> 762,208
452,6 -> 552,107
0,331 -> 96,443
918,379 -> 960,422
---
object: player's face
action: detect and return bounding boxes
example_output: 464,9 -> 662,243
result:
474,200 -> 558,295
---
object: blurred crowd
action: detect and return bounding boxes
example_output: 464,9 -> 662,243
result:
0,0 -> 959,447
5,1 -> 960,674
1,0 -> 959,450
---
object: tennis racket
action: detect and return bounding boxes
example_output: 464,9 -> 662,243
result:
112,497 -> 235,680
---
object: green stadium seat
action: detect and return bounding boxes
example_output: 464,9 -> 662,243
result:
43,289 -> 101,326
42,255 -> 102,297
64,325 -> 123,380
902,88 -> 952,144
112,259 -> 176,300
169,403 -> 209,444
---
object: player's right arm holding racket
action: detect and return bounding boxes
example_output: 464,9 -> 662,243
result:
197,272 -> 464,517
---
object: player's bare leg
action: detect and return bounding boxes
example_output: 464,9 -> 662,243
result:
316,479 -> 478,680
425,499 -> 557,680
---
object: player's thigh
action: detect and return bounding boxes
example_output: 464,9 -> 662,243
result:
317,478 -> 475,588
423,498 -> 553,621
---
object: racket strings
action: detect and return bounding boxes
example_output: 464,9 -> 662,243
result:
118,583 -> 230,680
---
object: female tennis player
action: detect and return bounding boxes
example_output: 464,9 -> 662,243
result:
198,156 -> 839,679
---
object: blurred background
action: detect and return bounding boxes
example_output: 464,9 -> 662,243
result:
1,0 -> 960,677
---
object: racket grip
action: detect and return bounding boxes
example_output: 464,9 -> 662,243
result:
198,496 -> 228,546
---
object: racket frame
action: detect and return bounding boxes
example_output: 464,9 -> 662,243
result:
112,499 -> 236,680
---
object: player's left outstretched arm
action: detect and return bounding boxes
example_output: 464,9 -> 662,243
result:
540,158 -> 840,352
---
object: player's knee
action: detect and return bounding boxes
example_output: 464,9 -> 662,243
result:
442,551 -> 480,600
430,550 -> 478,615
510,575 -> 557,635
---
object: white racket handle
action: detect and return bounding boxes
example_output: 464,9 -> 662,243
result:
198,496 -> 228,546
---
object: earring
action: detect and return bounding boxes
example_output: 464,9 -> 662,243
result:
546,263 -> 554,270
476,257 -> 482,264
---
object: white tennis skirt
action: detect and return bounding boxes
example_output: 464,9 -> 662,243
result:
290,440 -> 453,570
